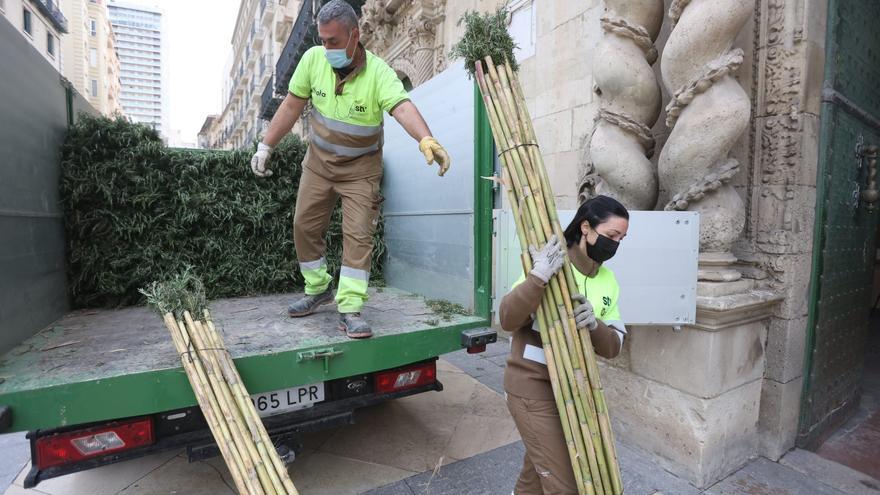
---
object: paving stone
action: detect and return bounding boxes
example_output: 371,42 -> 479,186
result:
616,442 -> 702,495
705,457 -> 849,495
401,441 -> 524,495
116,454 -> 234,495
486,354 -> 509,368
441,351 -> 493,378
26,450 -> 180,495
360,480 -> 415,495
286,451 -> 416,495
473,370 -> 506,395
780,449 -> 880,495
478,341 -> 510,359
0,433 -> 28,492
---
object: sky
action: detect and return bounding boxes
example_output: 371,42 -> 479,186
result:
119,0 -> 240,144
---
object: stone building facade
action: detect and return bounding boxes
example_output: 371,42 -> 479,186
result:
1,0 -> 67,72
363,0 -> 874,489
208,0 -> 302,150
61,0 -> 123,116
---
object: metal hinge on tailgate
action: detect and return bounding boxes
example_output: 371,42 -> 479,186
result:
297,347 -> 344,373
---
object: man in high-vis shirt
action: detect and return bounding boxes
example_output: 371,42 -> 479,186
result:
250,0 -> 450,339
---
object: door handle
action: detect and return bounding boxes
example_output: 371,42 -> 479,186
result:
861,145 -> 879,211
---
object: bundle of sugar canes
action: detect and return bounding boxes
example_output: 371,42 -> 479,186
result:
452,10 -> 622,495
142,273 -> 298,495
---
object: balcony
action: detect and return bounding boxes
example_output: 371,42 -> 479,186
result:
251,83 -> 262,106
29,0 -> 69,33
274,10 -> 294,40
274,0 -> 317,96
261,0 -> 276,28
260,76 -> 280,120
252,26 -> 266,50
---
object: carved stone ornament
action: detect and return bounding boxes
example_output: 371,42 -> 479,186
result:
359,0 -> 446,87
581,0 -> 664,210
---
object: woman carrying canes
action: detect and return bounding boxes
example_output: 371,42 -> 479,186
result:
501,195 -> 629,495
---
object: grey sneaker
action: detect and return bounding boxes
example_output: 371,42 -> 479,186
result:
288,288 -> 334,317
339,312 -> 373,339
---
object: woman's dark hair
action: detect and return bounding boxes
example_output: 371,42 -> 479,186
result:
563,195 -> 629,247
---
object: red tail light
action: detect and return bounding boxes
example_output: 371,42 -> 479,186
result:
36,417 -> 154,469
375,361 -> 437,394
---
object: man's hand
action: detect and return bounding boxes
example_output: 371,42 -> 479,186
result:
251,142 -> 274,177
528,235 -> 565,284
419,136 -> 451,176
572,294 -> 598,331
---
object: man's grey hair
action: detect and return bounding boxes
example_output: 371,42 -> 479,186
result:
317,0 -> 359,29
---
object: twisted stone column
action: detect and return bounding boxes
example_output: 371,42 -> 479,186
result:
658,0 -> 753,280
581,0 -> 664,210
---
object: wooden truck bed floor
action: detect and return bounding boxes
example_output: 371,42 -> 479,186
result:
0,287 -> 485,432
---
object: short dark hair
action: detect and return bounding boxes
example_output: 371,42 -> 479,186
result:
317,0 -> 358,30
563,195 -> 629,248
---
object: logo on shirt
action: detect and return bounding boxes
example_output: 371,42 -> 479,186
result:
312,88 -> 327,98
353,104 -> 367,113
601,296 -> 611,318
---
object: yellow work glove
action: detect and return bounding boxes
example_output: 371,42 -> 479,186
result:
419,136 -> 451,177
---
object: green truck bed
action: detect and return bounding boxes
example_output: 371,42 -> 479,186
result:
0,287 -> 485,432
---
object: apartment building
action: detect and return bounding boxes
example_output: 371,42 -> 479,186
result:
108,0 -> 166,136
207,0 -> 301,150
60,0 -> 122,115
1,0 -> 68,71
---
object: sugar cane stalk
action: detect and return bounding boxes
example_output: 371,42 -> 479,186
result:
182,312 -> 276,495
162,313 -> 259,495
202,313 -> 299,495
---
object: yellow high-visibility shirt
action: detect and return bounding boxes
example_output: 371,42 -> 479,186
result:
288,45 -> 409,128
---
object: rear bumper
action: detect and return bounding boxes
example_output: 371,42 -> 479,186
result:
24,380 -> 442,488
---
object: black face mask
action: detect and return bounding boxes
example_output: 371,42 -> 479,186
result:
586,234 -> 619,263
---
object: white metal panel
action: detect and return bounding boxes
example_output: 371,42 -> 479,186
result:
493,209 -> 699,326
381,62 -> 476,309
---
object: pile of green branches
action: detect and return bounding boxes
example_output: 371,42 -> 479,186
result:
61,114 -> 385,308
139,268 -> 207,318
449,7 -> 518,78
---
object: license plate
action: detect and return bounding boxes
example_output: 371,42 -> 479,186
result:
249,382 -> 324,417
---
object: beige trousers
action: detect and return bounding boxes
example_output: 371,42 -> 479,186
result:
506,392 -> 578,495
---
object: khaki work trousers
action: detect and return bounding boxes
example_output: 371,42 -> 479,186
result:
293,166 -> 382,313
507,392 -> 578,495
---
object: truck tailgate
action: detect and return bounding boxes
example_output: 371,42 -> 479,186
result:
0,287 -> 485,432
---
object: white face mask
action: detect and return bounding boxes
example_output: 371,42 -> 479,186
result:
325,29 -> 354,69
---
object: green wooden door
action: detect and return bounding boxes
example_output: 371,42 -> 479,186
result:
799,0 -> 880,447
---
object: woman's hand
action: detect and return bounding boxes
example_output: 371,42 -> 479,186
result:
528,235 -> 565,283
572,294 -> 598,331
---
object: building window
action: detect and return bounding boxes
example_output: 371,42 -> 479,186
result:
91,79 -> 98,96
90,19 -> 97,36
508,0 -> 536,62
90,48 -> 98,67
47,34 -> 56,57
23,9 -> 32,36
